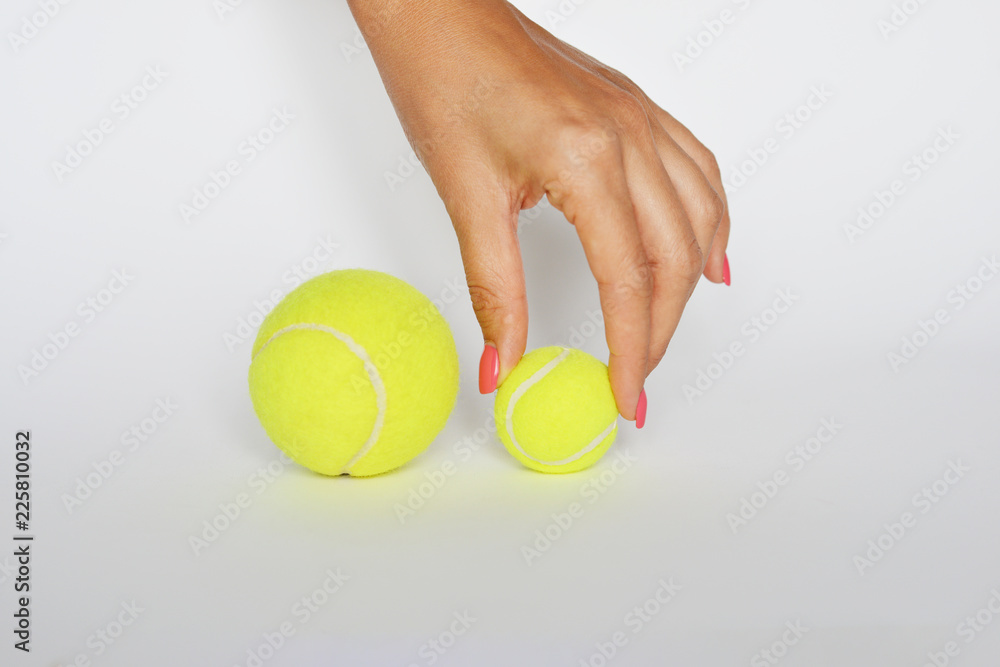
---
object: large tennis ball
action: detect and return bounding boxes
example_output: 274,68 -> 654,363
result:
495,346 -> 618,473
248,269 -> 459,477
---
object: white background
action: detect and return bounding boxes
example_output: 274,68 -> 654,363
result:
2,0 -> 1000,665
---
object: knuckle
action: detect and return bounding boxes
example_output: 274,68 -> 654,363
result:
675,239 -> 704,281
466,278 -> 523,327
556,118 -> 616,153
548,118 -> 621,189
697,191 -> 726,228
645,252 -> 669,281
616,73 -> 644,98
699,148 -> 723,181
607,259 -> 655,304
647,346 -> 668,373
611,92 -> 649,133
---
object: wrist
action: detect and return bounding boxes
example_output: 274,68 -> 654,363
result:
347,0 -> 522,68
347,0 -> 525,122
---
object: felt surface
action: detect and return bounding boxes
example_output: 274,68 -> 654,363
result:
249,269 -> 459,476
495,346 -> 619,473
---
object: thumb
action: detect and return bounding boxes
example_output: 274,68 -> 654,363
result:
445,189 -> 528,394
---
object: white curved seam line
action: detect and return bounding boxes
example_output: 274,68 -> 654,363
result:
506,347 -> 615,467
549,419 -> 618,466
253,323 -> 385,475
506,348 -> 569,464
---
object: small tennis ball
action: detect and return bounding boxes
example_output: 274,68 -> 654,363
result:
248,269 -> 459,477
495,346 -> 618,474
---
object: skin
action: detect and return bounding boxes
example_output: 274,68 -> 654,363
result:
347,0 -> 731,421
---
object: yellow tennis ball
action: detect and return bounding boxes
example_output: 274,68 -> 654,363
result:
495,346 -> 618,473
248,269 -> 459,477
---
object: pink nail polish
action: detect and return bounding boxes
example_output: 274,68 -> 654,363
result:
635,389 -> 647,429
478,344 -> 499,394
722,253 -> 731,287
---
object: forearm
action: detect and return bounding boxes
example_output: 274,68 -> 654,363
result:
346,0 -> 529,164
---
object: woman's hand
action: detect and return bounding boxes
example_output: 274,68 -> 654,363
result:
347,0 -> 732,425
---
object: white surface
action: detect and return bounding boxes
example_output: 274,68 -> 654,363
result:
2,0 -> 999,665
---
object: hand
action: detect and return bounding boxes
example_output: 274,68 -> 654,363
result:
348,0 -> 732,424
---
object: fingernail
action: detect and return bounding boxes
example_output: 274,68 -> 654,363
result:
722,253 -> 731,287
478,343 -> 499,393
635,389 -> 647,429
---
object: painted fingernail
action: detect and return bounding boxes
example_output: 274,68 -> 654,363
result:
723,253 -> 731,287
478,343 -> 499,393
635,389 -> 647,429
